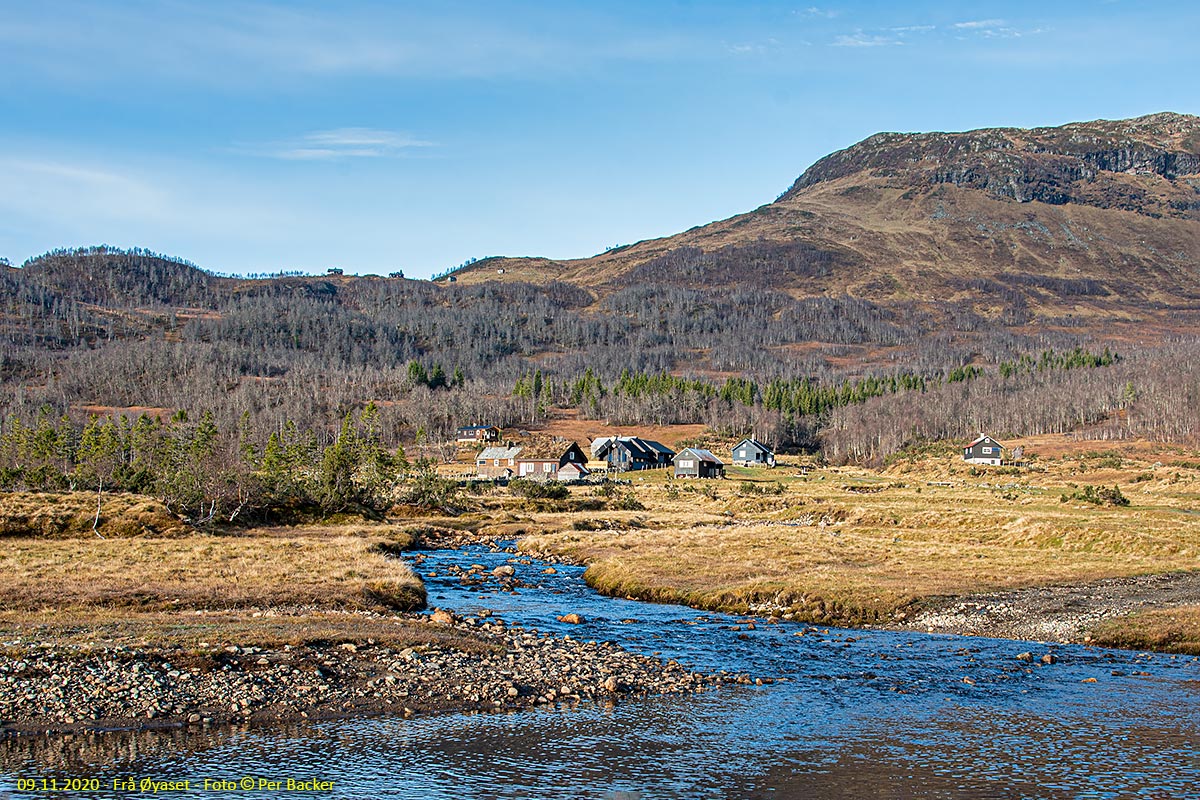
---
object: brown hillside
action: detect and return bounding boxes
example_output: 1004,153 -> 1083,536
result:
449,113 -> 1200,328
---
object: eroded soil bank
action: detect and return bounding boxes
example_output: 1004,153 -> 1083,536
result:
895,570 -> 1200,651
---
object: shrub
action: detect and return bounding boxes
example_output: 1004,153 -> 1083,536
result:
607,491 -> 645,511
1060,484 -> 1130,507
509,479 -> 569,500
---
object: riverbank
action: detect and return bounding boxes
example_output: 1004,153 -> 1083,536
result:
0,607 -> 741,737
896,571 -> 1200,653
517,440 -> 1200,651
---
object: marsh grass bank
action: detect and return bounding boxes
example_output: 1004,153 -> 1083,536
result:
517,441 -> 1200,648
0,501 -> 732,736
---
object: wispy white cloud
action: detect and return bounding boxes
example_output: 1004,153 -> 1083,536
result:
801,6 -> 840,19
891,24 -> 937,33
233,128 -> 436,161
0,152 -> 291,249
0,2 -> 706,87
724,38 -> 784,56
954,19 -> 1006,29
831,31 -> 901,47
0,158 -> 170,223
952,19 -> 1049,39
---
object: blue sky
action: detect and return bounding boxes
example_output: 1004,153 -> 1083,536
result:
1,1 -> 1197,277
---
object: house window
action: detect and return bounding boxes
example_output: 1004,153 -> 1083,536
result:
494,459 -> 500,466
981,447 -> 994,454
544,463 -> 553,472
678,460 -> 694,468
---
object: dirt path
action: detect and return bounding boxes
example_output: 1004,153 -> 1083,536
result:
895,571 -> 1200,643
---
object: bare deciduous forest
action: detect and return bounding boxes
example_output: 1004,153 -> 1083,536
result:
2,246 -> 1198,520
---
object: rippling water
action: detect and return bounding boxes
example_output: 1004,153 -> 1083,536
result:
3,545 -> 1198,798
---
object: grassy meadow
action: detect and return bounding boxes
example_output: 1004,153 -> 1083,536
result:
517,437 -> 1200,637
3,435 -> 1199,655
0,493 -> 426,622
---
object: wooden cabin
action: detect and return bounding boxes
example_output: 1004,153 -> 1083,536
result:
674,448 -> 726,479
732,438 -> 775,468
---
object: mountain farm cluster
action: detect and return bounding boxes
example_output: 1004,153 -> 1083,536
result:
1,113 -> 1199,517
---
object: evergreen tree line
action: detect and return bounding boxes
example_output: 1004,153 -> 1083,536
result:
0,403 -> 458,523
3,246 -> 1198,468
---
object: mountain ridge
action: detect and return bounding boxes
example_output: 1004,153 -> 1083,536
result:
448,112 -> 1200,330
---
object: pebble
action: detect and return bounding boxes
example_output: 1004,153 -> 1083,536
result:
0,612 -> 741,736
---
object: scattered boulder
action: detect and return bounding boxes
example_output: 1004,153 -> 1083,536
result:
1041,653 -> 1057,665
430,608 -> 457,625
492,565 -> 516,578
1016,652 -> 1033,662
557,613 -> 585,625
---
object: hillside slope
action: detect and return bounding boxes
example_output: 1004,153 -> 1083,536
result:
451,113 -> 1200,328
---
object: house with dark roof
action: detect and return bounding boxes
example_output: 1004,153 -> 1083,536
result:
590,436 -> 675,472
456,425 -> 501,445
673,448 -> 725,479
732,438 -> 775,468
963,435 -> 1004,466
514,438 -> 587,480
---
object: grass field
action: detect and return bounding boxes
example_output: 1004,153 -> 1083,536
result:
519,438 -> 1200,631
0,495 -> 426,614
4,435 -> 1199,654
1089,606 -> 1200,655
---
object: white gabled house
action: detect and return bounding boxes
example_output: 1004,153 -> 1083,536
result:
963,435 -> 1004,466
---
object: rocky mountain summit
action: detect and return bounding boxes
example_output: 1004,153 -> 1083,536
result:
779,112 -> 1200,217
447,113 -> 1200,333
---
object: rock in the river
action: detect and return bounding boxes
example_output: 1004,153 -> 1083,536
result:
1041,653 -> 1057,665
492,565 -> 516,578
557,613 -> 585,625
430,608 -> 457,625
1016,652 -> 1033,662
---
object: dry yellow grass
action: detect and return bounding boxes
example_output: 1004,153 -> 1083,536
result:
1090,606 -> 1200,655
519,445 -> 1200,625
0,609 -> 493,655
0,491 -> 189,538
0,533 -> 425,612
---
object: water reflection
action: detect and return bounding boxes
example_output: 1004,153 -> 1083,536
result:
2,545 -> 1197,799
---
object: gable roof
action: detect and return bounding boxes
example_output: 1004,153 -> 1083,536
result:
641,439 -> 675,456
458,424 -> 498,432
515,437 -> 581,460
675,447 -> 724,465
967,435 -> 1002,448
593,436 -> 675,459
478,445 -> 521,461
734,438 -> 772,453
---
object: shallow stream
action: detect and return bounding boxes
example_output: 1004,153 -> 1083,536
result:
2,544 -> 1198,798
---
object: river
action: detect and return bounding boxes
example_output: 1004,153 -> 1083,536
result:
2,544 -> 1198,798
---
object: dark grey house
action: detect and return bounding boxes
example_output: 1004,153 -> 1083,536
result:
456,425 -> 501,445
732,438 -> 775,468
673,448 -> 725,479
963,435 -> 1003,466
590,436 -> 675,471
